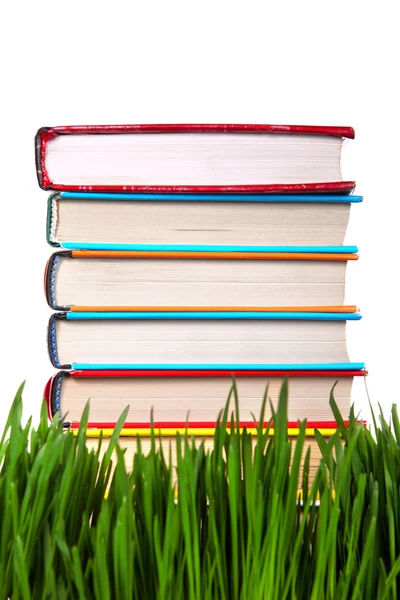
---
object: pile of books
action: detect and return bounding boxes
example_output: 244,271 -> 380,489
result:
37,124 -> 364,475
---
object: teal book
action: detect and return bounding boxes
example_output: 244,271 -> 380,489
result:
47,311 -> 363,370
47,192 -> 362,250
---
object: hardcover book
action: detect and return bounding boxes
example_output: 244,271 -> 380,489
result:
45,369 -> 365,430
47,192 -> 362,249
45,249 -> 358,312
47,311 -> 363,370
35,124 -> 355,194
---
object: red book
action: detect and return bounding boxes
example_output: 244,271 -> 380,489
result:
44,369 -> 366,429
35,124 -> 355,194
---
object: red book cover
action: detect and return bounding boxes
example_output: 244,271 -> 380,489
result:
44,369 -> 366,425
35,124 -> 356,194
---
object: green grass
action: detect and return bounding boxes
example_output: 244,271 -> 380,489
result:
1,379 -> 400,598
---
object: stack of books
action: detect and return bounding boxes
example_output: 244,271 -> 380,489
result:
37,124 -> 365,475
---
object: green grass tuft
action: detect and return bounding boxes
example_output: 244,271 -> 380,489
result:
1,378 -> 399,598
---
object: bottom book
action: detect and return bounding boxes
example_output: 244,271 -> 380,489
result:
83,433 -> 334,485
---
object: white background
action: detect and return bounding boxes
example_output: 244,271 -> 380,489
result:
1,0 -> 399,430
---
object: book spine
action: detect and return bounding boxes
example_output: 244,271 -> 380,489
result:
44,371 -> 68,419
46,194 -> 61,247
35,127 -> 48,189
35,127 -> 60,190
45,251 -> 72,310
47,313 -> 71,369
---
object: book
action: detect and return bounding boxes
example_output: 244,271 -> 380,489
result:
82,433 -> 335,483
47,192 -> 362,249
45,249 -> 359,312
47,311 -> 363,370
35,124 -> 355,194
45,369 -> 365,429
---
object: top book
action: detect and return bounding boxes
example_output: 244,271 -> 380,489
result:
35,124 -> 355,194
